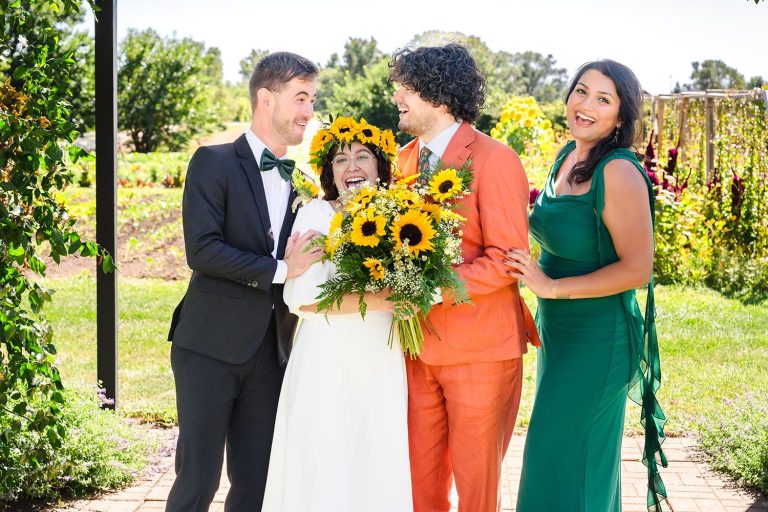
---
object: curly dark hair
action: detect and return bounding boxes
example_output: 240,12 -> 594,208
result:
565,59 -> 644,185
388,43 -> 486,123
319,143 -> 393,200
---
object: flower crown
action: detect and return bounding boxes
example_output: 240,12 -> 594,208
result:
308,116 -> 398,176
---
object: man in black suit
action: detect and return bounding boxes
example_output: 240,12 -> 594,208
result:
166,52 -> 322,512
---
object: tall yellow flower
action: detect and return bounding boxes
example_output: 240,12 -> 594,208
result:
325,211 -> 344,257
429,168 -> 463,202
391,210 -> 436,256
350,208 -> 386,247
363,257 -> 386,281
380,130 -> 397,158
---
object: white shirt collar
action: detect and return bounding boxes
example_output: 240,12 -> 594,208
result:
245,129 -> 289,163
418,121 -> 461,159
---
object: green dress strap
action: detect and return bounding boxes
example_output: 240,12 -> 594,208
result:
591,149 -> 669,511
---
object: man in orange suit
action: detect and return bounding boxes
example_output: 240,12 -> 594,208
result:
390,43 -> 538,512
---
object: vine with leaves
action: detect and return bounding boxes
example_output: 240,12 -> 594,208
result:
1,0 -> 112,469
642,91 -> 768,302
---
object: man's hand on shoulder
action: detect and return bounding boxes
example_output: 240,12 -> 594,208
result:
284,230 -> 323,279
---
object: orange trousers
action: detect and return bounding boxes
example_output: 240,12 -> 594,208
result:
406,357 -> 523,512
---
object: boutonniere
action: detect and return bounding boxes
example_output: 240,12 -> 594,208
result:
290,168 -> 320,213
411,159 -> 474,203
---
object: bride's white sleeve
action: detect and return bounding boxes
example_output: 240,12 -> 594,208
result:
283,201 -> 332,319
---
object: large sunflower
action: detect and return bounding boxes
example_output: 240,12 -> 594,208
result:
329,116 -> 359,143
357,118 -> 381,145
391,210 -> 436,256
363,257 -> 386,281
350,208 -> 386,247
429,168 -> 463,202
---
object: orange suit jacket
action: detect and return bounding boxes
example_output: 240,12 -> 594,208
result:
399,122 -> 539,365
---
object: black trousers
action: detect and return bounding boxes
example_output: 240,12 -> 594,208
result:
166,317 -> 284,512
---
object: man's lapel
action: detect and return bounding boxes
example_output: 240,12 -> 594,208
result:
234,134 -> 274,253
399,138 -> 420,177
441,122 -> 474,170
276,187 -> 298,259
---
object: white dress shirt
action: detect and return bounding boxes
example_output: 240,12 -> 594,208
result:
418,121 -> 461,170
244,129 -> 290,284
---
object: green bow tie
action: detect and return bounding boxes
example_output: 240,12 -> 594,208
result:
260,149 -> 295,181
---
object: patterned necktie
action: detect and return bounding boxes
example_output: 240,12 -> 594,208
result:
260,148 -> 295,181
418,146 -> 433,175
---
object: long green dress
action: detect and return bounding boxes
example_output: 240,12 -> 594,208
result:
516,141 -> 668,512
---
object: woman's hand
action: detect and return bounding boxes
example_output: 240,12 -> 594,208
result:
365,289 -> 395,313
504,249 -> 556,299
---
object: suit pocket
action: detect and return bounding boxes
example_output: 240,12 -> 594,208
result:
196,274 -> 246,299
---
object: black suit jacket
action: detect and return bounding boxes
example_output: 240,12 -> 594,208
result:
168,134 -> 298,366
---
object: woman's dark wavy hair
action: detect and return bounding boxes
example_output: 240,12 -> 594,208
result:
566,59 -> 643,185
388,43 -> 486,123
319,143 -> 392,200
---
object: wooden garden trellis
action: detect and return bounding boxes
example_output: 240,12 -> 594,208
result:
643,88 -> 768,179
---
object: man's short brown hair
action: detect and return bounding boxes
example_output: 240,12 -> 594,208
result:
248,52 -> 318,110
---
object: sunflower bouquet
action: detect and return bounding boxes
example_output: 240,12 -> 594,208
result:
313,165 -> 471,358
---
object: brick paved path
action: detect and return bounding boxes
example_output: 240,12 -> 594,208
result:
49,432 -> 767,512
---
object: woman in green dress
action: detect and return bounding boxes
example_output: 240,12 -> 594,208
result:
505,60 -> 668,511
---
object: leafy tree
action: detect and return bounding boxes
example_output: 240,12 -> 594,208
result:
239,48 -> 268,82
685,60 -> 746,90
316,37 -> 383,113
505,51 -> 567,103
118,29 -> 221,152
335,37 -> 383,77
747,76 -> 765,88
322,57 -> 406,144
0,0 -> 111,494
0,0 -> 94,133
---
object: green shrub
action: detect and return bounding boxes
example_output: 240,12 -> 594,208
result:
706,249 -> 768,304
653,188 -> 714,286
0,389 -> 154,504
698,392 -> 768,494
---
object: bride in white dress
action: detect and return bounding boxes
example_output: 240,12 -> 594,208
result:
261,121 -> 412,512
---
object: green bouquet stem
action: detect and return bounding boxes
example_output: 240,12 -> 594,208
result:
395,315 -> 425,359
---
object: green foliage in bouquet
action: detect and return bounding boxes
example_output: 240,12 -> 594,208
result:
315,165 -> 473,357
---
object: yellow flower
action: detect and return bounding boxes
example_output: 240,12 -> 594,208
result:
310,129 -> 333,155
438,209 -> 467,223
429,168 -> 464,202
363,257 -> 386,281
328,210 -> 343,236
350,208 -> 386,247
419,202 -> 442,219
346,187 -> 376,215
396,173 -> 419,186
379,130 -> 397,158
325,211 -> 344,257
330,116 -> 359,142
393,187 -> 423,209
391,210 -> 436,256
357,118 -> 381,145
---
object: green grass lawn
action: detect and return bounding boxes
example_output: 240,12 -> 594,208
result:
44,276 -> 768,436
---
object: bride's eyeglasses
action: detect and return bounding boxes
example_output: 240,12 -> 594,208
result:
331,151 -> 375,172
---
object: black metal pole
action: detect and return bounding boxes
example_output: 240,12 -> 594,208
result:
94,0 -> 118,409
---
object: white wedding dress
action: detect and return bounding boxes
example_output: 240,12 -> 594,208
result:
261,199 -> 413,512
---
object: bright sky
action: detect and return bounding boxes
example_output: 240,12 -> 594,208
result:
88,0 -> 766,95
